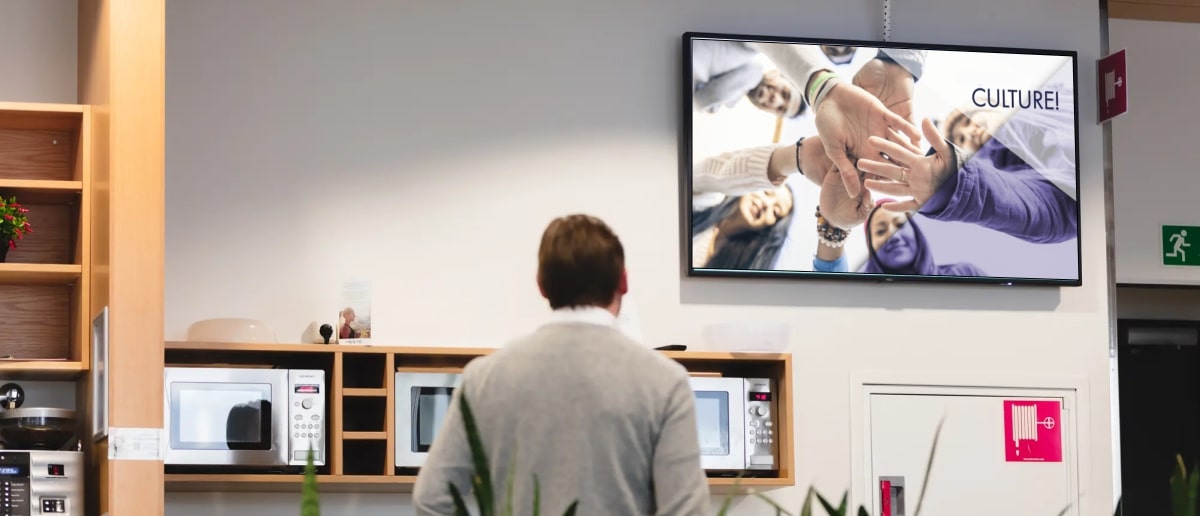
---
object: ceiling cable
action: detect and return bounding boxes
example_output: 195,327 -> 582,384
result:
883,0 -> 893,42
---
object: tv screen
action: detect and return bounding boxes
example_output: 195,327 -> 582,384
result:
684,32 -> 1081,286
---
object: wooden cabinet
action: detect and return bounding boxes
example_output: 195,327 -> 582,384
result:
163,341 -> 794,495
0,102 -> 90,379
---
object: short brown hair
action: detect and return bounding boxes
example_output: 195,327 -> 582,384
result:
537,214 -> 625,309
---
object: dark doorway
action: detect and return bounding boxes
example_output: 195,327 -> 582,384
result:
1117,319 -> 1200,516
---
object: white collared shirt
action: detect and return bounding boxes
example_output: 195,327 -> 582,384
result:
548,305 -> 618,327
548,300 -> 646,346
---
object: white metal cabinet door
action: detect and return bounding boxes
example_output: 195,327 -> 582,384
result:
868,393 -> 1075,516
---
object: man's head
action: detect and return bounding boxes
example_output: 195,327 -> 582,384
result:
748,70 -> 804,118
537,214 -> 627,313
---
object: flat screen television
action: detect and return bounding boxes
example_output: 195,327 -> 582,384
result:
684,32 -> 1082,286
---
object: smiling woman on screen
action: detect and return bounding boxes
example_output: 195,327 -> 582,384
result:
862,199 -> 985,277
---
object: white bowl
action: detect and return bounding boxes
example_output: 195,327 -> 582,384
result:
186,318 -> 277,343
701,321 -> 789,353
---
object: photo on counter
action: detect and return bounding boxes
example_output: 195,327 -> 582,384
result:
685,33 -> 1081,285
338,280 -> 373,344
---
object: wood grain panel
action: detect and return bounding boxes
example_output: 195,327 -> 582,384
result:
1110,1 -> 1200,22
0,104 -> 84,131
3,204 -> 74,264
80,0 -> 165,513
0,130 -> 75,181
0,285 -> 70,359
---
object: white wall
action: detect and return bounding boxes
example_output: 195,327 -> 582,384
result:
0,0 -> 76,104
1111,19 -> 1200,286
164,1 -> 1113,515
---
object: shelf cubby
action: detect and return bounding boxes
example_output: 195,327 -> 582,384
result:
0,102 -> 90,379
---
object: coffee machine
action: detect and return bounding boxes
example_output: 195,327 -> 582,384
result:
0,383 -> 84,515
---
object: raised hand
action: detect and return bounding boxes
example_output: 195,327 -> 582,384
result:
858,118 -> 956,213
814,82 -> 921,199
852,58 -> 916,124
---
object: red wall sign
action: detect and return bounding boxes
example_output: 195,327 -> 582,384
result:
1003,400 -> 1063,462
1098,49 -> 1128,123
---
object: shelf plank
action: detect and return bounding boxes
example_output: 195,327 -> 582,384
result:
0,103 -> 85,132
0,360 -> 85,380
164,474 -> 419,494
162,473 -> 790,494
0,179 -> 83,204
341,431 -> 387,440
0,263 -> 82,285
342,387 -> 387,397
164,341 -> 790,364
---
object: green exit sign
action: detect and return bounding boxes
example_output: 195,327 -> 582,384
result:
1163,225 -> 1200,266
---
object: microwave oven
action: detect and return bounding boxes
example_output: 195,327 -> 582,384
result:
689,376 -> 776,472
163,367 -> 326,468
394,371 -> 461,468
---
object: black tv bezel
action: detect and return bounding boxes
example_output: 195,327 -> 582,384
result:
682,31 -> 1084,288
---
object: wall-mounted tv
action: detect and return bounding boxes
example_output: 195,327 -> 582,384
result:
684,32 -> 1081,286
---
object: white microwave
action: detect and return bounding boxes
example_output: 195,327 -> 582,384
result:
163,367 -> 326,468
394,371 -> 462,468
689,376 -> 776,472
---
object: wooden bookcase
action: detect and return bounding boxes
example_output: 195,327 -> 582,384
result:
0,102 -> 91,380
162,341 -> 794,495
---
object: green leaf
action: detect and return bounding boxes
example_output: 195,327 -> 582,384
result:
716,476 -> 740,516
1169,454 -> 1200,516
459,391 -> 495,516
449,483 -> 471,516
800,487 -> 815,516
912,416 -> 945,516
502,446 -> 516,516
857,506 -> 870,516
1054,503 -> 1072,516
814,491 -> 841,516
561,501 -> 579,516
532,475 -> 541,516
751,490 -> 793,516
300,447 -> 319,516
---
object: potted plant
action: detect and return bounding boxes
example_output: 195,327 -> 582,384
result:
0,196 -> 32,262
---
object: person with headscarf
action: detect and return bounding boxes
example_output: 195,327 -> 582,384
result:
859,118 -> 1077,245
861,199 -> 985,277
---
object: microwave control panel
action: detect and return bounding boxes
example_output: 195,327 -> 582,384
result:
744,378 -> 775,470
289,369 -> 326,466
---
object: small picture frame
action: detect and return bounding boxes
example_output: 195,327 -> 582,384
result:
91,307 -> 109,442
337,280 -> 372,345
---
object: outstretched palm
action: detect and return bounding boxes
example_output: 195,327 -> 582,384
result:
814,82 -> 920,199
858,118 -> 956,213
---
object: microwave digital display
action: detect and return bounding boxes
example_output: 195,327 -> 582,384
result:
0,466 -> 20,476
294,385 -> 320,394
749,392 -> 772,402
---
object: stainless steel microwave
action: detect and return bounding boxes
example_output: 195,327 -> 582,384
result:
689,376 -> 776,472
163,367 -> 326,468
394,371 -> 461,468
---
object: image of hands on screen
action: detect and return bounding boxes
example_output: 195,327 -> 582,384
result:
689,36 -> 1079,283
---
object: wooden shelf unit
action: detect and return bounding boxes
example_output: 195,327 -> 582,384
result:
163,342 -> 793,494
0,102 -> 91,378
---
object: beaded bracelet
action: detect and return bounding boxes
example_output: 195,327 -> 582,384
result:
815,206 -> 850,248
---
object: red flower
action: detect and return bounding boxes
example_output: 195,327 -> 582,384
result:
7,240 -> 14,249
18,208 -> 27,214
3,215 -> 11,221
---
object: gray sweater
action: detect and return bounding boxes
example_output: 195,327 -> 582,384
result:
412,320 -> 710,515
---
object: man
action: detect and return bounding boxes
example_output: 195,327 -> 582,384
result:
413,215 -> 709,515
693,39 -> 806,118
